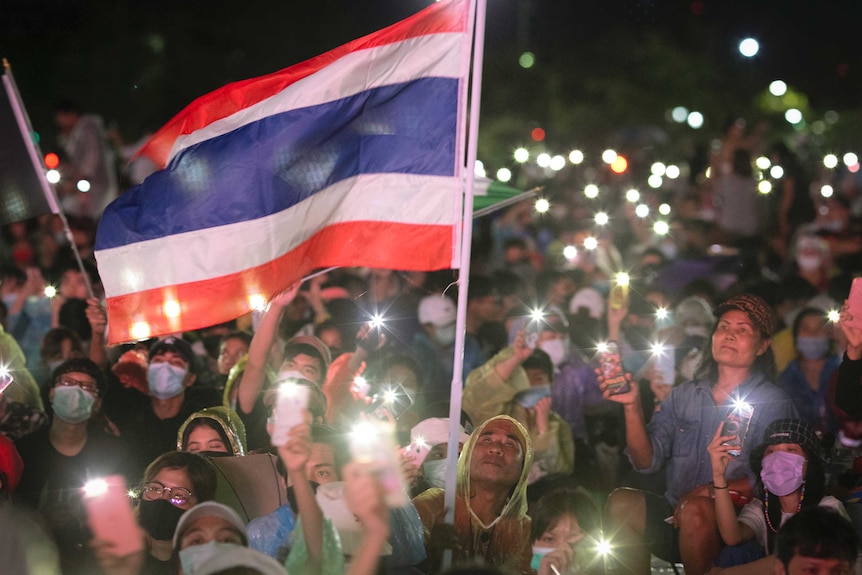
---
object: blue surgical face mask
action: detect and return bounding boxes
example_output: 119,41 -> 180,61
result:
179,540 -> 243,575
147,362 -> 187,399
797,335 -> 830,360
51,385 -> 96,424
531,546 -> 556,571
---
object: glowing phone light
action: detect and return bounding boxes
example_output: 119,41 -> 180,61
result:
83,479 -> 109,498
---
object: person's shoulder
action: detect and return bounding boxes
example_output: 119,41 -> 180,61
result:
13,425 -> 50,455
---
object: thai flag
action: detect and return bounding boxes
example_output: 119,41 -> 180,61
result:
94,0 -> 472,343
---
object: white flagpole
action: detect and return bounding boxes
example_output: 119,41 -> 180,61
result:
2,60 -> 95,299
442,0 -> 487,569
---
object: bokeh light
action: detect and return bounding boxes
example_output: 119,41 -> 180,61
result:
823,154 -> 839,169
785,108 -> 803,124
769,165 -> 784,179
635,204 -> 650,218
531,127 -> 545,141
755,156 -> 771,170
568,149 -> 584,164
535,198 -> 550,213
651,162 -> 666,176
584,184 -> 599,199
648,174 -> 663,189
537,153 -> 551,168
595,211 -> 609,225
474,160 -> 486,177
583,236 -> 598,250
658,203 -> 671,215
549,155 -> 566,171
610,156 -> 628,173
758,180 -> 772,194
625,188 -> 640,202
671,106 -> 688,123
653,221 -> 670,235
519,52 -> 535,69
820,184 -> 834,198
602,149 -> 617,164
46,169 -> 61,184
687,111 -> 704,129
514,147 -> 529,163
843,152 -> 858,167
665,165 -> 680,179
769,80 -> 787,96
739,38 -> 759,57
496,168 -> 512,182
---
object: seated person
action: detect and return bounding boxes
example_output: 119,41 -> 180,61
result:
709,419 -> 849,573
530,487 -> 603,575
133,451 -> 218,573
774,507 -> 858,575
105,336 -> 221,473
412,415 -> 533,574
177,406 -> 247,456
462,332 -> 574,483
14,358 -> 134,574
603,294 -> 797,575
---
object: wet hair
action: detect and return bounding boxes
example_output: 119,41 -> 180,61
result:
775,507 -> 858,569
52,357 -> 107,396
523,349 -> 554,383
530,487 -> 601,542
181,418 -> 234,455
141,451 -> 218,503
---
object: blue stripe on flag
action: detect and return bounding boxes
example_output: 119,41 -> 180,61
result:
96,77 -> 458,250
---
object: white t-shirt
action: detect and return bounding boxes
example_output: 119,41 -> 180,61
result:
737,495 -> 848,551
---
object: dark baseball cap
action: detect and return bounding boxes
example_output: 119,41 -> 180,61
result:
149,336 -> 195,369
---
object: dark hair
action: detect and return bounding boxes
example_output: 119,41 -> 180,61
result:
311,424 -> 349,477
283,344 -> 326,381
761,442 -> 826,552
530,488 -> 601,542
52,357 -> 106,396
775,507 -> 859,569
220,331 -> 252,350
181,418 -> 234,455
55,100 -> 82,115
523,349 -> 554,383
468,275 -> 496,301
0,264 -> 26,288
141,452 -> 217,503
40,327 -> 84,361
791,307 -> 830,348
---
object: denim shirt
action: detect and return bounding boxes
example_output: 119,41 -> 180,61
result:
630,373 -> 798,506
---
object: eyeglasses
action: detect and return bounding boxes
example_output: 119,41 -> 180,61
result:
140,481 -> 193,506
55,375 -> 99,396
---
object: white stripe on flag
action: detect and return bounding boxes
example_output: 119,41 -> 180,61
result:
167,33 -> 464,164
97,172 -> 458,297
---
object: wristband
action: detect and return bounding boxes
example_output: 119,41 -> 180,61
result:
713,484 -> 729,489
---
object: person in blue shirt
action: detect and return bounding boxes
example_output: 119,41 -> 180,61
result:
601,293 -> 797,575
778,307 -> 842,435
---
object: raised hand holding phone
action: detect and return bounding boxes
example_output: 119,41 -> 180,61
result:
82,475 -> 144,557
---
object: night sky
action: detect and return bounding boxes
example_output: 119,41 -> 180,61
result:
3,0 -> 861,162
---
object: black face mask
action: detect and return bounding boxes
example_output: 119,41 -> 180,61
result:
138,498 -> 186,541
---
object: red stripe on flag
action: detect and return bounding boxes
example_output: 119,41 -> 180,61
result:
138,0 -> 468,169
104,221 -> 454,343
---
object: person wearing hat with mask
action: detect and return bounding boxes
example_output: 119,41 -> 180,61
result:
707,419 -> 848,574
603,293 -> 798,575
229,284 -> 332,451
405,417 -> 470,494
109,336 -> 221,472
413,293 -> 484,405
15,357 -> 135,573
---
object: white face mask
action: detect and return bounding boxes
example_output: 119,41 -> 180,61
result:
422,459 -> 449,489
539,338 -> 567,367
796,254 -> 822,271
179,541 -> 243,575
433,324 -> 457,347
147,363 -> 187,399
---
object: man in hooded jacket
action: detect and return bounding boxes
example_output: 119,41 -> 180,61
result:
412,414 -> 533,574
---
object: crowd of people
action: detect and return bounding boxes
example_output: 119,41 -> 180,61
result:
1,104 -> 862,575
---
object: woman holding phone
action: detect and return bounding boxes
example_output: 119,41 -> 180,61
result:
707,419 -> 848,573
602,293 -> 797,575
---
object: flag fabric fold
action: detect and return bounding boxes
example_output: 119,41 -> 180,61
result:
95,0 -> 471,343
